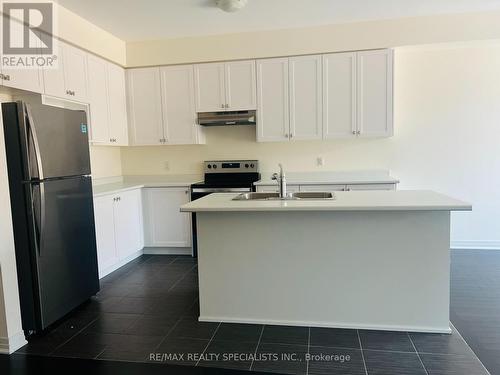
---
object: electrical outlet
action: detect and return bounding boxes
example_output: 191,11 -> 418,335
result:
316,157 -> 324,167
164,161 -> 170,171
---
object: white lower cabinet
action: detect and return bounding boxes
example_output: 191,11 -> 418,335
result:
257,183 -> 396,192
93,189 -> 143,278
143,187 -> 192,247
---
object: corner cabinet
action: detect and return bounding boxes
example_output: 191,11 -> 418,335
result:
142,187 -> 192,248
127,66 -> 204,145
194,60 -> 256,112
93,189 -> 144,278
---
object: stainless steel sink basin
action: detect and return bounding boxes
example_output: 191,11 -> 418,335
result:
232,192 -> 283,201
232,191 -> 335,201
292,192 -> 335,200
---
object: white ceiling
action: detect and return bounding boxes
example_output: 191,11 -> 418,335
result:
56,0 -> 500,42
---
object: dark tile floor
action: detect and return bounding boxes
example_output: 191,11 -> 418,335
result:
12,254 -> 493,375
451,249 -> 500,375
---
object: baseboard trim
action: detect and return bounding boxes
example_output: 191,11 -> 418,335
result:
143,247 -> 192,256
0,331 -> 27,354
198,316 -> 451,334
99,249 -> 144,279
451,240 -> 500,250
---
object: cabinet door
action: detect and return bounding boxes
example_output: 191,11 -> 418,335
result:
256,58 -> 290,142
114,189 -> 144,260
323,52 -> 356,139
86,55 -> 109,144
225,60 -> 256,110
143,188 -> 191,247
289,55 -> 323,140
160,65 -> 197,144
357,49 -> 393,137
93,196 -> 117,276
194,63 -> 226,112
127,68 -> 164,145
1,67 -> 43,93
63,43 -> 89,102
43,43 -> 66,98
107,63 -> 129,145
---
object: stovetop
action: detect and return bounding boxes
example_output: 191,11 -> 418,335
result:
192,160 -> 260,189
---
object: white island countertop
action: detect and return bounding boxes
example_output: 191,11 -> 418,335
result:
180,190 -> 471,212
254,170 -> 399,186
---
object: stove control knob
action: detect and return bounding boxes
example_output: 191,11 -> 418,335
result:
213,164 -> 217,169
207,164 -> 212,169
250,163 -> 255,168
245,164 -> 249,168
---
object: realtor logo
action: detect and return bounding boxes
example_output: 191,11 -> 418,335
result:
1,2 -> 57,68
2,2 -> 53,54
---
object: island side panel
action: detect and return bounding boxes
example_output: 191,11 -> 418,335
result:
196,210 -> 451,333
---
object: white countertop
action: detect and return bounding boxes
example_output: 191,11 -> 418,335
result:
180,190 -> 471,212
254,170 -> 399,186
92,175 -> 202,197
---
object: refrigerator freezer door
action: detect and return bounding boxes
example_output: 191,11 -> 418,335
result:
31,176 -> 99,328
25,103 -> 91,180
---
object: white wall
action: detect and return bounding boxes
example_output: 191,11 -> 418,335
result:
89,146 -> 122,179
121,43 -> 500,249
0,93 -> 25,353
127,11 -> 500,67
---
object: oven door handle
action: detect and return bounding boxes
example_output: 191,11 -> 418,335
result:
191,187 -> 252,193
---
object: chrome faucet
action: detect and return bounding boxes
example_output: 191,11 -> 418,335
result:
271,164 -> 287,198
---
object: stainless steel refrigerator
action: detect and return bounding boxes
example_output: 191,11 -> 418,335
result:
2,101 -> 99,335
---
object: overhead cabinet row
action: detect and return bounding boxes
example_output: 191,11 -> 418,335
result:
257,49 -> 394,142
0,41 -> 129,147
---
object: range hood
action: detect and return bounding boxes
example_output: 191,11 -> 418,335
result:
197,110 -> 256,126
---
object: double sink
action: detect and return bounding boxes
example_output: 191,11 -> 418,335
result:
233,191 -> 335,201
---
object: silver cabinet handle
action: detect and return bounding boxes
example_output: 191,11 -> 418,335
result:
352,130 -> 356,135
221,104 -> 225,109
3,74 -> 10,81
225,104 -> 229,108
285,134 -> 289,138
0,73 -> 4,79
357,130 -> 361,135
290,133 -> 293,138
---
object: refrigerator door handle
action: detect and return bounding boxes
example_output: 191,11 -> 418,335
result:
25,104 -> 44,180
32,184 -> 45,256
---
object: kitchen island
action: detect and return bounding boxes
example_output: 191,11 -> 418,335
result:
181,190 -> 471,333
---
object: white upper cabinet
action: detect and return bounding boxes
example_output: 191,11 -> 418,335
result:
107,63 -> 129,145
127,67 -> 164,145
43,42 -> 89,102
1,66 -> 44,93
289,55 -> 323,140
194,60 -> 256,112
160,65 -> 202,145
357,49 -> 393,137
194,63 -> 226,112
256,58 -> 290,142
87,55 -> 128,146
224,60 -> 257,110
87,55 -> 110,144
323,52 -> 357,138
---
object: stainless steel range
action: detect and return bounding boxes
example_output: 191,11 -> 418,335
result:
190,160 -> 260,256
